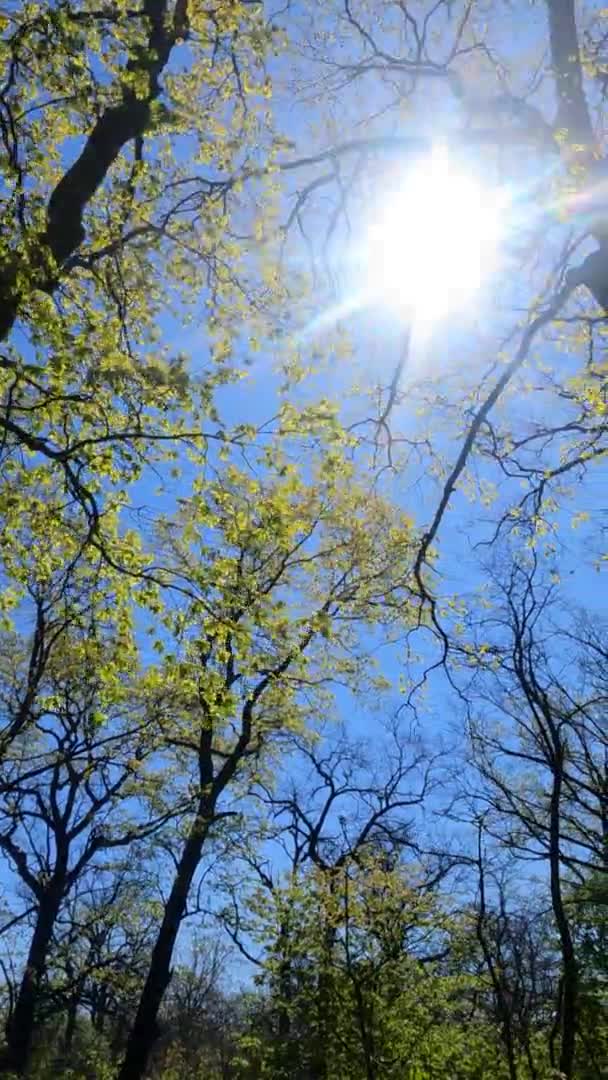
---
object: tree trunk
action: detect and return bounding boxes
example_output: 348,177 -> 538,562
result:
117,810 -> 211,1080
62,982 -> 83,1055
474,843 -> 518,1080
0,884 -> 63,1076
0,0 -> 181,346
271,916 -> 296,1078
549,753 -> 578,1078
310,910 -> 337,1080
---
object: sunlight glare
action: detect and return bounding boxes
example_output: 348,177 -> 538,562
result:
364,146 -> 506,323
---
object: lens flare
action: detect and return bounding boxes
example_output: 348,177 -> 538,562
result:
363,145 -> 506,323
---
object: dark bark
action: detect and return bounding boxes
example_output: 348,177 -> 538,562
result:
117,808 -> 211,1080
62,991 -> 79,1055
545,0 -> 595,148
546,0 -> 608,309
310,920 -> 337,1080
274,919 -> 296,1079
474,827 -> 519,1080
342,873 -> 376,1080
351,971 -> 375,1080
567,246 -> 608,312
118,655 -> 281,1079
548,750 -> 578,1079
467,563 -> 595,1079
0,0 -> 188,342
0,880 -> 64,1076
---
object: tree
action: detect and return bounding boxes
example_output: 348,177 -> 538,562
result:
233,846 -> 501,1080
116,443 -> 419,1080
268,0 -> 608,598
152,936 -> 235,1078
0,0 -> 282,584
459,558 -> 608,1078
0,573 -> 173,1076
1,1 -> 608,1076
471,828 -> 561,1080
47,867 -> 160,1064
216,723 -> 456,1079
570,872 -> 608,1078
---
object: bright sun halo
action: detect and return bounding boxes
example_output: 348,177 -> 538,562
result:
364,145 -> 506,324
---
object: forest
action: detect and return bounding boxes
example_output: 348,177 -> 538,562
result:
0,0 -> 606,1077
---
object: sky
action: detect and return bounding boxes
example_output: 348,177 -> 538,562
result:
111,0 -> 607,870
1,0 -> 607,989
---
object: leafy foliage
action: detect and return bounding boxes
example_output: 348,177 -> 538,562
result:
0,0 -> 607,1078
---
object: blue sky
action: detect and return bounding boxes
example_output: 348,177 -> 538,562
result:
1,0 -> 606,993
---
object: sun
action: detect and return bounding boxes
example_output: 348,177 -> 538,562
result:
363,145 -> 506,324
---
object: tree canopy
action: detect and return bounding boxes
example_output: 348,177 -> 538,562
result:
0,0 -> 606,1078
